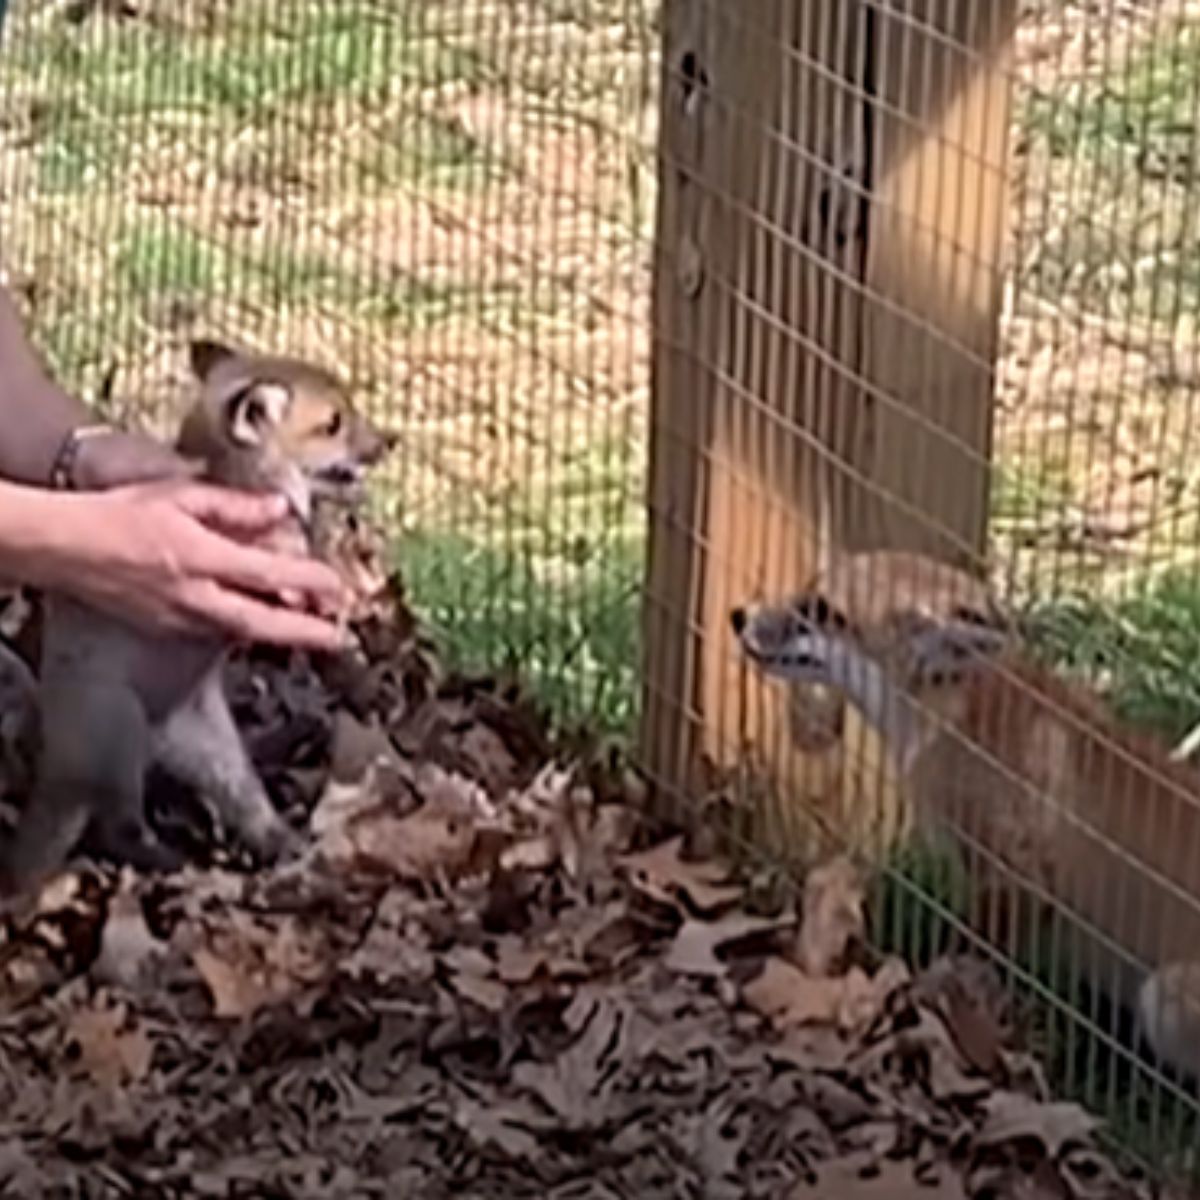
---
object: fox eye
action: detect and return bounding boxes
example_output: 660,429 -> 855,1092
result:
324,411 -> 343,436
796,596 -> 828,623
794,595 -> 846,629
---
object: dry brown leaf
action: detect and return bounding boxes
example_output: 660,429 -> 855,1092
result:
617,836 -> 743,915
350,805 -> 479,880
311,766 -> 483,881
0,865 -> 90,929
493,767 -> 614,882
745,955 -> 908,1034
917,960 -> 1008,1078
795,856 -> 866,977
64,1000 -> 154,1090
454,1097 -> 543,1161
169,865 -> 248,918
1060,1147 -> 1147,1200
571,900 -> 639,965
801,1157 -> 968,1198
850,1004 -> 989,1104
193,946 -> 284,1020
451,970 -> 509,1013
555,786 -> 592,883
190,916 -> 331,1020
418,761 -> 497,823
746,957 -> 854,1027
495,938 -> 549,984
976,1094 -> 1100,1158
511,994 -> 628,1130
317,510 -> 390,623
453,722 -> 519,794
342,888 -> 436,985
966,1161 -> 1073,1200
664,910 -> 795,978
499,835 -> 559,873
841,956 -> 911,1035
590,803 -> 640,858
442,945 -> 493,975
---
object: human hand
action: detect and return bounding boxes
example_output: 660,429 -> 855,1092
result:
31,480 -> 350,650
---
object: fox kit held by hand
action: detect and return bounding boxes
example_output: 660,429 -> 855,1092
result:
731,551 -> 1200,1084
0,339 -> 394,897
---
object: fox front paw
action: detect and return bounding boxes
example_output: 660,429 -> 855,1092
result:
240,812 -> 305,865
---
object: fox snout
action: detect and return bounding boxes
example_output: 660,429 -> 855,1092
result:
353,420 -> 397,467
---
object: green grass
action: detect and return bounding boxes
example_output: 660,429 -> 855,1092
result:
386,418 -> 646,737
112,219 -> 489,325
870,835 -> 972,969
0,0 -> 530,412
989,460 -> 1077,525
17,2 -> 492,195
398,524 -> 644,736
1024,16 -> 1200,164
1019,13 -> 1200,323
1021,566 -> 1200,746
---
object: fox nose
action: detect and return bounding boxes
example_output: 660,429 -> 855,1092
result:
359,427 -> 397,465
729,607 -> 747,635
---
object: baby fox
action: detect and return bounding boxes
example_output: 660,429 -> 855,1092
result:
0,339 -> 393,895
731,556 -> 1200,1083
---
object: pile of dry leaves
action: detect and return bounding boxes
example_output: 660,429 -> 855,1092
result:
0,560 -> 1167,1198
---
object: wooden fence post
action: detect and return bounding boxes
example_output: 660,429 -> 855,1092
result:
640,0 -> 1018,860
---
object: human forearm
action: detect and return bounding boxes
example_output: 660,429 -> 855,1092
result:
0,285 -> 90,486
0,480 -> 74,586
0,282 -> 195,491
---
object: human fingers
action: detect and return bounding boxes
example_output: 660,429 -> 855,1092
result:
170,483 -> 292,538
180,582 -> 345,651
190,530 -> 348,611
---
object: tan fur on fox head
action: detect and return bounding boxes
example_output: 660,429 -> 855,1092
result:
177,338 -> 394,526
744,549 -> 1014,752
814,551 -> 1011,670
731,557 -> 1200,1084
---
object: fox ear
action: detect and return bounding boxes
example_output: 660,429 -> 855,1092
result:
189,339 -> 239,381
223,381 -> 291,447
904,610 -> 1010,683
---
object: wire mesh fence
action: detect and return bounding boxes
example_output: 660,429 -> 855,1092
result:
2,0 -> 1200,1186
642,0 -> 1200,1181
0,0 -> 657,733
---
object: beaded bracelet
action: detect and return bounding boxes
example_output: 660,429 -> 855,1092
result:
49,423 -> 116,490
